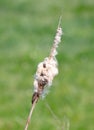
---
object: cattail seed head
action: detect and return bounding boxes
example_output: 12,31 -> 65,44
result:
32,17 -> 63,103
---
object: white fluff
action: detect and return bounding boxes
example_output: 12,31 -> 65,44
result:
33,21 -> 63,98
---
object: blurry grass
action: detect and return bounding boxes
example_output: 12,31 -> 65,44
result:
0,0 -> 94,130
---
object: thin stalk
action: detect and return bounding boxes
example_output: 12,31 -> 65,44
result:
24,98 -> 38,130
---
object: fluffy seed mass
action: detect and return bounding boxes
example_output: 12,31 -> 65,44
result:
32,26 -> 63,104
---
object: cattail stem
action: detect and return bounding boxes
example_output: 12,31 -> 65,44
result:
24,98 -> 38,130
57,15 -> 62,28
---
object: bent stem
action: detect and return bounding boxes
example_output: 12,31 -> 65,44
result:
24,98 -> 38,130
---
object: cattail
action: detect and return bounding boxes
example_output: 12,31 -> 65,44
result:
24,16 -> 63,130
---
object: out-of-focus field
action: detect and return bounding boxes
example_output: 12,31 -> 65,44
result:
0,0 -> 94,130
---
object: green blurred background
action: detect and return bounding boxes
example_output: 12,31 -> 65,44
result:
0,0 -> 94,130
